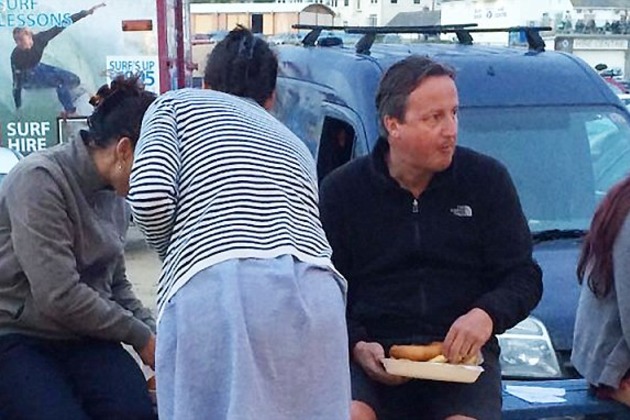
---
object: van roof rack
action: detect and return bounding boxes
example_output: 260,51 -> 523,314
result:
459,26 -> 551,51
296,24 -> 347,47
292,24 -> 551,54
294,23 -> 477,49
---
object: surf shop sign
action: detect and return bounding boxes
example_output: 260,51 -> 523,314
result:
0,0 -> 175,155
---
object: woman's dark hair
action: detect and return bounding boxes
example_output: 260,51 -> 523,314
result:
80,75 -> 157,149
203,25 -> 278,107
376,55 -> 455,138
577,175 -> 630,298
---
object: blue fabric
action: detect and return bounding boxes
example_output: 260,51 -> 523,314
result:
156,255 -> 351,420
24,63 -> 80,112
0,334 -> 155,420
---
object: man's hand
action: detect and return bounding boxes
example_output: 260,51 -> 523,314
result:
443,308 -> 493,363
15,107 -> 23,121
353,341 -> 410,386
87,3 -> 106,14
137,334 -> 156,370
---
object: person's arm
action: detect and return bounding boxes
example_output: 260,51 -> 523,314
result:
613,214 -> 630,348
10,60 -> 22,110
472,163 -> 543,334
111,256 -> 156,334
5,167 -> 153,350
36,4 -> 104,45
127,99 -> 180,260
320,174 -> 407,385
319,175 -> 368,350
111,257 -> 156,368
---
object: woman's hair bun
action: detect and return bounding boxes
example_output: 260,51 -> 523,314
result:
89,75 -> 144,108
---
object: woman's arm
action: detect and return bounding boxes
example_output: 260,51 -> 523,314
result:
613,213 -> 630,348
127,98 -> 180,260
111,257 -> 156,368
111,256 -> 156,333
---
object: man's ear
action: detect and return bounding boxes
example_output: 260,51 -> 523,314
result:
383,115 -> 399,139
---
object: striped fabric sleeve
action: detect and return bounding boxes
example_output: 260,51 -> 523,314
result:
128,100 -> 180,260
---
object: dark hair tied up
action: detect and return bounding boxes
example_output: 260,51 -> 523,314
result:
204,25 -> 278,107
81,75 -> 157,149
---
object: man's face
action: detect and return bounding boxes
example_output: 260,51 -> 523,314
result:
15,32 -> 33,50
385,75 -> 458,175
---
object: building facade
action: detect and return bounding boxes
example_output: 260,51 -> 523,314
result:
440,0 -> 573,45
191,2 -> 337,35
439,0 -> 629,76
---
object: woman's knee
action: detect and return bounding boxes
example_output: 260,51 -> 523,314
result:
612,387 -> 630,407
351,400 -> 377,420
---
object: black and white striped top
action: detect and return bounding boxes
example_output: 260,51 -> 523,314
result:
128,89 -> 339,320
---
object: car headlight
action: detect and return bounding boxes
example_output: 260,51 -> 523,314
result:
497,316 -> 562,378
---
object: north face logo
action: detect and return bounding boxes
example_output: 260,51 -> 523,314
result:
450,205 -> 473,217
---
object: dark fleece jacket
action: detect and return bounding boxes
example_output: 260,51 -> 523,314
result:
319,138 -> 543,350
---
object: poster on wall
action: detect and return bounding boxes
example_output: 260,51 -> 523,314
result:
57,117 -> 87,145
0,0 -> 159,155
106,55 -> 160,93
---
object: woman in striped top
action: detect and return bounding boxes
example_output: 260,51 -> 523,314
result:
127,26 -> 351,419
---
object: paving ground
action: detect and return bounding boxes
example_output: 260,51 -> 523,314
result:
124,226 -> 160,312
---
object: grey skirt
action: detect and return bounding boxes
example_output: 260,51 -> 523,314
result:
155,254 -> 350,420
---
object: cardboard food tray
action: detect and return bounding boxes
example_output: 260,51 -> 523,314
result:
381,358 -> 484,383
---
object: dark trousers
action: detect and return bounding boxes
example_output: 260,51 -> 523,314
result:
0,334 -> 156,420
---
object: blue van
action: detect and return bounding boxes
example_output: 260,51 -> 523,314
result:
271,25 -> 630,380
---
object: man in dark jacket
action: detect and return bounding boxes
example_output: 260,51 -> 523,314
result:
319,55 -> 543,420
10,3 -> 104,118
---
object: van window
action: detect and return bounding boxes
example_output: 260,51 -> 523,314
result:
317,117 -> 355,183
273,80 -> 326,158
586,112 -> 630,196
458,106 -> 630,233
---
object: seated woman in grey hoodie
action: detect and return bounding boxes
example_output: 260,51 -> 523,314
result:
573,174 -> 630,406
0,75 -> 157,419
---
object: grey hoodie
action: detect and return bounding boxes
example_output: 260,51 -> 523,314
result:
572,213 -> 630,388
0,137 -> 154,350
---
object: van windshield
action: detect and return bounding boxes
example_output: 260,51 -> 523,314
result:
458,106 -> 630,233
